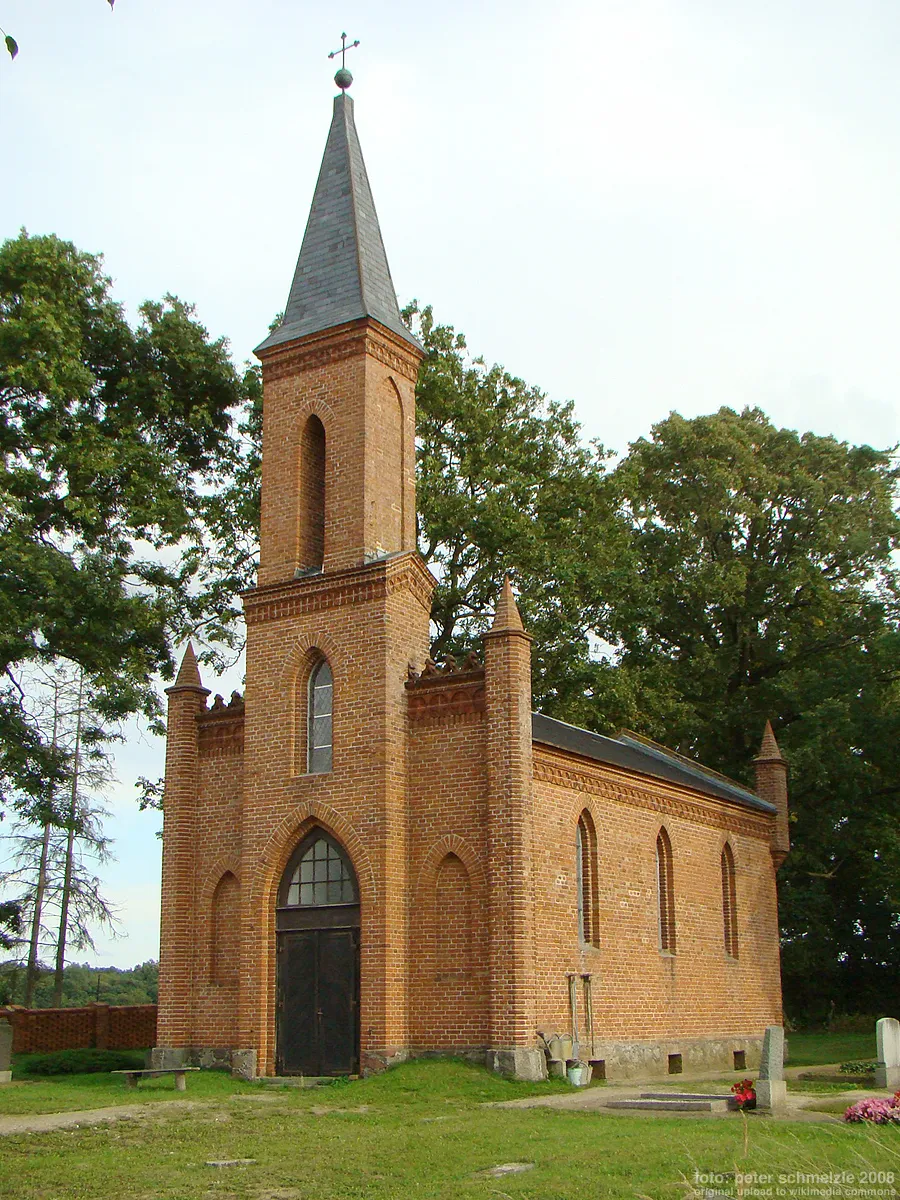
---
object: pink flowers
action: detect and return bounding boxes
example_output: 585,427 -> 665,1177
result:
844,1092 -> 900,1124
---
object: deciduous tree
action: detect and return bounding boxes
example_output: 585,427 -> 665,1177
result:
611,406 -> 900,1019
408,303 -> 629,725
0,230 -> 246,823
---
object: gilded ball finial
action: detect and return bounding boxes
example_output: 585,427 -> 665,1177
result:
334,67 -> 353,90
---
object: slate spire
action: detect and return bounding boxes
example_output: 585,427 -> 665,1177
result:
256,92 -> 419,354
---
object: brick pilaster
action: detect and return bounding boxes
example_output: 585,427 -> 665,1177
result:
483,578 -> 535,1049
157,644 -> 209,1046
754,721 -> 790,867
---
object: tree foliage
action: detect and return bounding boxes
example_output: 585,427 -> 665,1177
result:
0,230 -> 245,823
9,245 -> 891,1022
0,959 -> 156,1009
408,303 -> 630,726
609,407 -> 900,1020
0,660 -> 120,1002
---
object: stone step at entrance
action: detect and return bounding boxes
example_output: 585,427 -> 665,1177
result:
257,1075 -> 353,1088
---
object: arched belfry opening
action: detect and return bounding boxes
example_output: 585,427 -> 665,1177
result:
298,414 -> 325,572
275,828 -> 360,1076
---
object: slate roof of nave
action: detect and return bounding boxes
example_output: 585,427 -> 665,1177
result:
532,712 -> 776,814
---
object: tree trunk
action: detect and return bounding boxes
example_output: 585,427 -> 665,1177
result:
25,682 -> 59,1008
53,670 -> 83,1008
24,821 -> 52,1007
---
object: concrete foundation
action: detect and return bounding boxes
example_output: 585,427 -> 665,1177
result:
150,1046 -> 234,1072
153,1036 -> 764,1086
585,1036 -> 764,1082
488,1048 -> 547,1082
230,1050 -> 258,1080
149,1046 -> 189,1070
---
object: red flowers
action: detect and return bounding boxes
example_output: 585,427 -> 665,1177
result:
731,1078 -> 757,1109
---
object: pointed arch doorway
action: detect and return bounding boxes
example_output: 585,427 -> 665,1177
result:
276,829 -> 360,1075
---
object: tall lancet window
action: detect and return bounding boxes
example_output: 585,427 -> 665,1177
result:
721,842 -> 739,958
298,414 -> 325,572
576,810 -> 599,947
308,659 -> 333,773
656,828 -> 676,954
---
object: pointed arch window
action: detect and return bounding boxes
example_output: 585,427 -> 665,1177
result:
282,834 -> 356,908
656,828 -> 676,954
722,842 -> 739,958
298,414 -> 325,572
307,659 -> 333,774
576,810 -> 599,947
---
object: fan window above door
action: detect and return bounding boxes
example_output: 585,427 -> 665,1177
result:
285,837 -> 355,907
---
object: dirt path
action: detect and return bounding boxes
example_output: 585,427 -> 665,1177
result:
0,1099 -> 205,1136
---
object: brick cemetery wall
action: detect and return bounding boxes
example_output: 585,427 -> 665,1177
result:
0,1003 -> 158,1054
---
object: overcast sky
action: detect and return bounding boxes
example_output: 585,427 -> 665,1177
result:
2,0 -> 898,968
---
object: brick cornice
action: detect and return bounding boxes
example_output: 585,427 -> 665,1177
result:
242,551 -> 435,625
482,628 -> 534,645
165,683 -> 211,700
533,748 -> 772,839
258,317 -> 422,385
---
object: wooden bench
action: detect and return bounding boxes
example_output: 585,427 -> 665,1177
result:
111,1067 -> 200,1092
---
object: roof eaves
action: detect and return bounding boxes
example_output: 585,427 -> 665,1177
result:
531,712 -> 776,815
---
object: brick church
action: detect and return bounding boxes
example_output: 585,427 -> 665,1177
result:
154,75 -> 789,1082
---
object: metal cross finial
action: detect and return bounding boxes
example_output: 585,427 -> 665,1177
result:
328,32 -> 360,92
328,31 -> 359,69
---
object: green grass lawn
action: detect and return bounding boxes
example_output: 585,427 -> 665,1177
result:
0,1064 -> 260,1114
2,1059 -> 900,1199
787,1031 -> 876,1066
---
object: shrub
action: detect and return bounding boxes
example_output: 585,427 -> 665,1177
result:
840,1061 -> 878,1074
14,1048 -> 146,1076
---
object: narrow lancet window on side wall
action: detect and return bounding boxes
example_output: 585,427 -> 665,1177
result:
722,842 -> 739,958
656,828 -> 676,953
576,820 -> 585,942
308,659 -> 333,773
577,810 -> 599,947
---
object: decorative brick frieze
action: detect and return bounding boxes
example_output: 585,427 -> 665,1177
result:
533,748 -> 770,839
407,680 -> 486,720
406,654 -> 486,719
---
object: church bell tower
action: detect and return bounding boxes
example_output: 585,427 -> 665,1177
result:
254,88 -> 422,583
238,69 -> 434,1076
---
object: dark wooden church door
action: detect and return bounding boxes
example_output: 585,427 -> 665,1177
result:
276,831 -> 360,1076
277,928 -> 359,1075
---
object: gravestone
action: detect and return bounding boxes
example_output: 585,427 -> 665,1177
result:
754,1025 -> 786,1111
0,1018 -> 12,1084
875,1018 -> 900,1090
